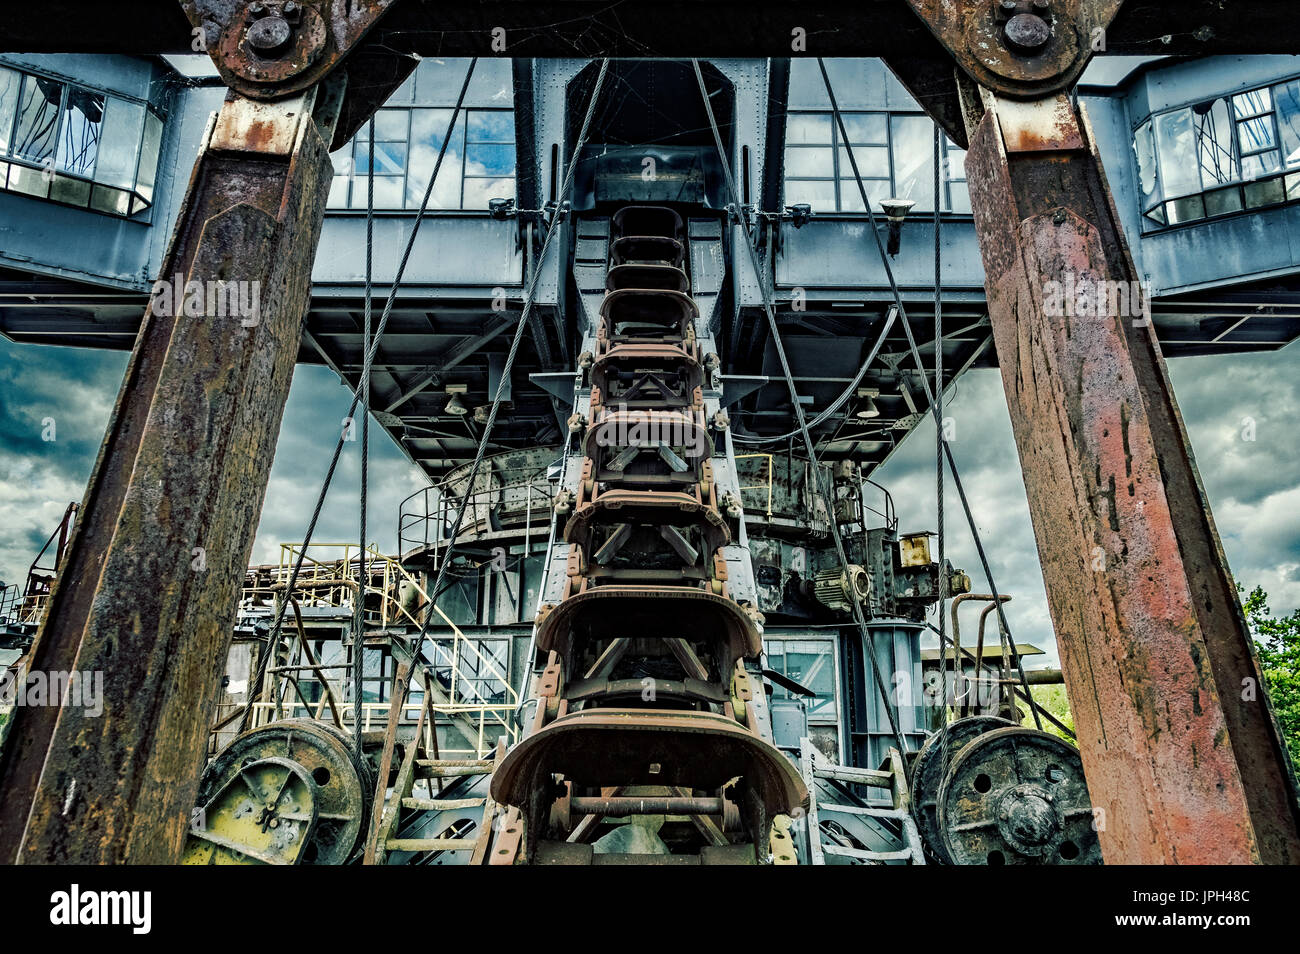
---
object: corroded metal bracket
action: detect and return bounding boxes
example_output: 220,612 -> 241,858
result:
904,0 -> 1124,98
181,0 -> 396,99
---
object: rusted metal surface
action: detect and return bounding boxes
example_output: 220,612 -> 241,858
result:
0,87 -> 341,864
192,718 -> 371,864
5,1 -> 1300,58
180,0 -> 397,101
965,92 -> 1300,863
910,715 -> 1015,863
489,709 -> 807,814
568,795 -> 726,816
487,206 -> 806,863
904,0 -> 1124,98
938,726 -> 1100,865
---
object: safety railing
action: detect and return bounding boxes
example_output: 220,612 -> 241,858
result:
0,589 -> 50,627
241,543 -> 519,754
240,700 -> 506,760
399,476 -> 556,563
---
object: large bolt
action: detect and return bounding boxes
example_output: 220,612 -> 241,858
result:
246,12 -> 294,56
1003,12 -> 1052,53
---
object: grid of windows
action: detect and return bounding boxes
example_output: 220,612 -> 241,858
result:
0,64 -> 163,218
1135,77 -> 1300,228
327,107 -> 516,211
784,111 -> 969,214
764,638 -> 838,722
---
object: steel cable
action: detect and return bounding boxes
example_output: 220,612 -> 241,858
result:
241,58 -> 481,734
692,59 -> 911,756
815,59 -> 1042,732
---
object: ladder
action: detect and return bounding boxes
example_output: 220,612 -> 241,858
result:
799,738 -> 926,865
361,666 -> 503,864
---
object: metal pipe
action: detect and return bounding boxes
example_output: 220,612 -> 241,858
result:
949,593 -> 1010,715
569,796 -> 725,816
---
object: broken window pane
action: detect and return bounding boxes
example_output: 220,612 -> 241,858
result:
0,67 -> 21,156
1193,98 -> 1237,187
1154,109 -> 1199,198
55,86 -> 103,177
12,73 -> 62,164
1133,120 -> 1158,202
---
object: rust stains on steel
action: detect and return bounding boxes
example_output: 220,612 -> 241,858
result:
964,91 -> 1300,864
904,0 -> 1125,98
180,0 -> 397,100
0,88 -> 342,864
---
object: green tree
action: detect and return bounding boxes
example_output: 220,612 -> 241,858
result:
1242,586 -> 1300,766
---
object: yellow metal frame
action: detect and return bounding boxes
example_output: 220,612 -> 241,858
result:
242,543 -> 520,757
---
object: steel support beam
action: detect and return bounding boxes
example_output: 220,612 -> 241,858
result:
0,85 -> 342,864
965,92 -> 1300,864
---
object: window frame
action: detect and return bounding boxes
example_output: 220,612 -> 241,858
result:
0,62 -> 165,221
328,105 -> 518,213
1135,74 -> 1300,231
783,108 -> 971,215
763,635 -> 841,726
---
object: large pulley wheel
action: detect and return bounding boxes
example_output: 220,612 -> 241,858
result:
195,719 -> 373,864
938,726 -> 1100,865
184,757 -> 319,864
910,715 -> 1013,863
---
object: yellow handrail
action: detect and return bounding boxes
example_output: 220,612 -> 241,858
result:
254,543 -> 519,752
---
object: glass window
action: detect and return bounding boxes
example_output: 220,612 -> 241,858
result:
784,110 -> 966,214
1134,119 -> 1158,201
787,113 -> 832,145
12,73 -> 61,165
329,105 -> 515,211
1138,76 -> 1300,228
1276,79 -> 1300,167
1154,109 -> 1199,198
408,107 -> 462,208
134,110 -> 163,206
93,97 -> 146,189
765,638 -> 837,722
888,114 -> 934,212
0,65 -> 163,218
1193,98 -> 1237,187
0,67 -> 19,155
55,86 -> 103,177
785,146 -> 832,178
945,142 -> 970,214
468,110 -> 514,143
840,112 -> 887,144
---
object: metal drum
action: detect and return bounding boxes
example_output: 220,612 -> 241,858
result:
938,726 -> 1100,865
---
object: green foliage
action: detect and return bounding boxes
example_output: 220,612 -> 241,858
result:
1242,586 -> 1300,766
1028,684 -> 1074,742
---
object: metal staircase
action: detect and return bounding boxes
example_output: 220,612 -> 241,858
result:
799,738 -> 926,865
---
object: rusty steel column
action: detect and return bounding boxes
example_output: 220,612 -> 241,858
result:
0,84 -> 342,864
964,92 -> 1300,864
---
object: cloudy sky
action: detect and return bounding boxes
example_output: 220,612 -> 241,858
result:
2,334 -> 1297,668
